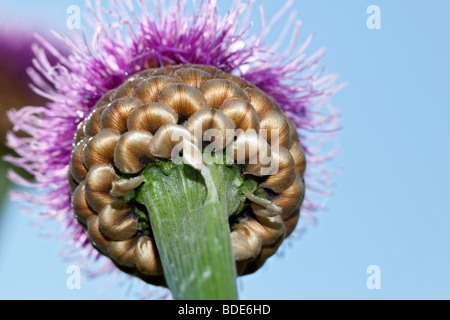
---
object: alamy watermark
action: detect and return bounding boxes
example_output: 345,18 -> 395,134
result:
67,5 -> 81,30
66,265 -> 81,290
366,265 -> 381,290
367,5 -> 381,30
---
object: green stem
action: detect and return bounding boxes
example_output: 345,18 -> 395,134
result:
138,162 -> 242,300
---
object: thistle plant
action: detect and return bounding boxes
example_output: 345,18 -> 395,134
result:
5,0 -> 341,300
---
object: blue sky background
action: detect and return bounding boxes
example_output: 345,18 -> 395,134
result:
0,0 -> 449,299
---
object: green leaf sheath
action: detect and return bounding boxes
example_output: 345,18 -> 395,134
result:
138,162 -> 242,300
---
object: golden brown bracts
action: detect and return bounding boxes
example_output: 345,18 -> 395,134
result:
69,64 -> 306,285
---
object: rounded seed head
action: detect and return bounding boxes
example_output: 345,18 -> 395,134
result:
69,64 -> 305,283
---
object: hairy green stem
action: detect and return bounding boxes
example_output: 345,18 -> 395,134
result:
138,161 -> 244,300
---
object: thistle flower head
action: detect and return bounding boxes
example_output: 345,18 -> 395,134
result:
70,64 -> 305,284
6,0 -> 341,294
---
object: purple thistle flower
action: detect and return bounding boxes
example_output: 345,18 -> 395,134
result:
5,0 -> 342,294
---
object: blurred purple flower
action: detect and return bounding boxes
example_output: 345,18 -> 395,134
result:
5,0 -> 342,292
0,28 -> 48,146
